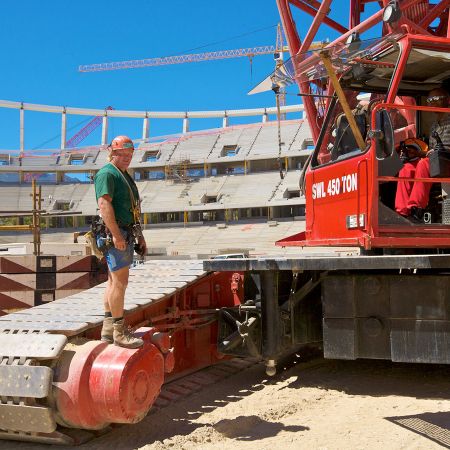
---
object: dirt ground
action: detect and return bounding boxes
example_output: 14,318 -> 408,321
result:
3,356 -> 450,450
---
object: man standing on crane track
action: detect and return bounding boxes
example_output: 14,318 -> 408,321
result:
94,135 -> 146,348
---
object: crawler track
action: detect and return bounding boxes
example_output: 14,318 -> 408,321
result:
0,260 -> 225,445
154,357 -> 262,410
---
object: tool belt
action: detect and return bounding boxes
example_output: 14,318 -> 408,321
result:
91,216 -> 144,254
91,216 -> 113,253
117,224 -> 136,244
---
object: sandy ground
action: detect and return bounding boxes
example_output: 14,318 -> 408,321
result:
2,357 -> 449,450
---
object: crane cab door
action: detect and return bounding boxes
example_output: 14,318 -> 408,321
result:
304,100 -> 371,247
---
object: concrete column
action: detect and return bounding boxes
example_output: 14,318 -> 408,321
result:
101,113 -> 109,145
19,105 -> 25,152
183,116 -> 189,134
142,115 -> 150,140
61,109 -> 67,149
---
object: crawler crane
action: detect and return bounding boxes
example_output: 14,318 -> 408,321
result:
1,0 -> 450,444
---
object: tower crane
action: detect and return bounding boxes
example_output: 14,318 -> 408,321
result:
78,25 -> 325,118
65,106 -> 114,149
79,45 -> 284,72
79,24 -> 289,73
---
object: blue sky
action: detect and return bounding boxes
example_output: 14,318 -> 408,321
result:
0,1 -> 381,151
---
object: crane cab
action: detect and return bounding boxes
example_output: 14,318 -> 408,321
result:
279,32 -> 450,251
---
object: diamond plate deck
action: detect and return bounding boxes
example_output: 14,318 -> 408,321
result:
3,313 -> 103,326
0,365 -> 52,398
32,305 -> 106,315
0,404 -> 56,433
0,321 -> 89,336
0,334 -> 67,359
0,260 -> 207,336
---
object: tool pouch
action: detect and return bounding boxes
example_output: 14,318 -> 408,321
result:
89,216 -> 112,256
84,230 -> 104,259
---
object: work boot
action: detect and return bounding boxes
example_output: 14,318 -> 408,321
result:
100,317 -> 114,343
409,206 -> 424,224
113,319 -> 144,349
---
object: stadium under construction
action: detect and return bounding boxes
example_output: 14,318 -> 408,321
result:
2,0 -> 450,445
0,101 -> 312,257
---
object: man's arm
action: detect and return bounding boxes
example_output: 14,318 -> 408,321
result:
97,195 -> 126,251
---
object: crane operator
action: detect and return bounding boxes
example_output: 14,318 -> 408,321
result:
395,87 -> 450,222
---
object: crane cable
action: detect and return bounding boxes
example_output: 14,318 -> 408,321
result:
274,85 -> 285,179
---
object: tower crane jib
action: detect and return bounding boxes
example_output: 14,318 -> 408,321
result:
79,46 -> 285,73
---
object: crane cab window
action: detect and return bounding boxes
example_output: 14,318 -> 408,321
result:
301,36 -> 402,169
377,47 -> 450,225
311,91 -> 370,168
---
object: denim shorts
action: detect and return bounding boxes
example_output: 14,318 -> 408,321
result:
97,228 -> 134,272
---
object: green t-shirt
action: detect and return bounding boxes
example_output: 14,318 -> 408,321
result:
94,163 -> 140,226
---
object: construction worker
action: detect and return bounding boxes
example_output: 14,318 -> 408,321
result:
395,87 -> 450,221
94,135 -> 146,348
394,138 -> 429,217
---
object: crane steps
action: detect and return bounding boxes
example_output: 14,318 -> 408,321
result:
0,333 -> 67,360
3,312 -> 104,326
0,403 -> 56,433
0,364 -> 52,398
0,321 -> 89,336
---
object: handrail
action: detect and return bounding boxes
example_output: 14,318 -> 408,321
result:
371,102 -> 450,127
379,175 -> 450,183
356,158 -> 369,231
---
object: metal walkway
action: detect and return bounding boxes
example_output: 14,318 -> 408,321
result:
0,260 -> 207,442
0,260 -> 206,336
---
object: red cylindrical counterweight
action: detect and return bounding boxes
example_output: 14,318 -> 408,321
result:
52,331 -> 167,430
88,342 -> 164,424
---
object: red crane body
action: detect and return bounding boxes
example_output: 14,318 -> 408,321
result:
276,0 -> 450,250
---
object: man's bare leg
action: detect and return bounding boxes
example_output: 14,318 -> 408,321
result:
100,272 -> 114,343
108,266 -> 143,348
108,266 -> 129,317
103,271 -> 112,312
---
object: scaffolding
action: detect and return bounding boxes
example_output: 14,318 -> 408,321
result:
165,156 -> 192,183
0,179 -> 42,255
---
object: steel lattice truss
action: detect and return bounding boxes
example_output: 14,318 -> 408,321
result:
79,46 -> 278,72
276,0 -> 450,142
